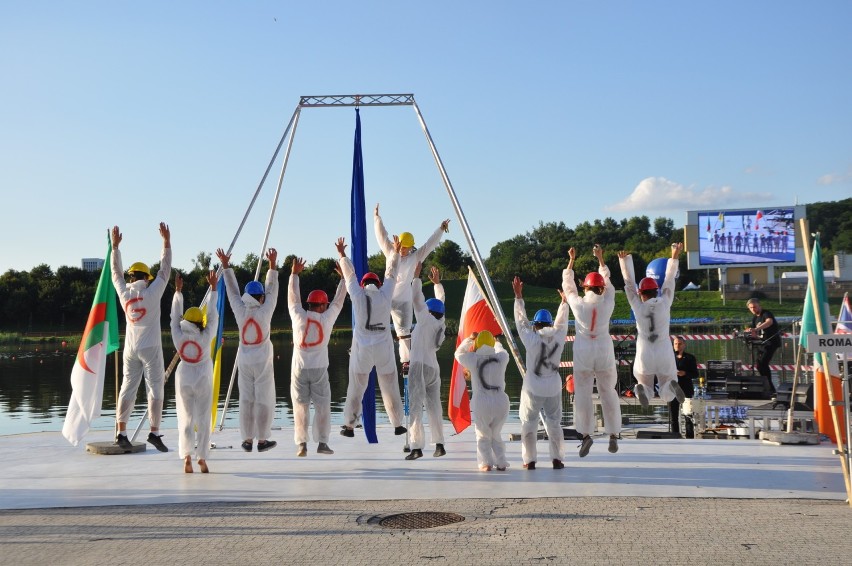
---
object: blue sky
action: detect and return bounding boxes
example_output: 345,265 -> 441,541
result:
1,1 -> 850,274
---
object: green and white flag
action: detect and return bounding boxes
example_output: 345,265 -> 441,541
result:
62,234 -> 120,445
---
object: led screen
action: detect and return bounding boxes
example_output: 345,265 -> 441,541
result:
697,208 -> 795,265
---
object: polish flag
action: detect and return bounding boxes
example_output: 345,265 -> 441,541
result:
449,268 -> 503,433
755,210 -> 763,230
837,293 -> 852,334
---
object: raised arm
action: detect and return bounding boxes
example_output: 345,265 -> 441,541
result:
204,270 -> 219,332
429,266 -> 445,303
288,257 -> 305,317
155,222 -> 172,283
413,219 -> 450,262
372,203 -> 394,256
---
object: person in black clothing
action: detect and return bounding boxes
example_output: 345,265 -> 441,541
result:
746,298 -> 780,394
670,336 -> 698,437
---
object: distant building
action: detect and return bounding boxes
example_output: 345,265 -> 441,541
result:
780,252 -> 851,283
82,258 -> 104,272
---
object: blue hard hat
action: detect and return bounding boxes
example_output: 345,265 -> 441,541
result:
245,280 -> 265,296
533,309 -> 553,325
425,298 -> 445,315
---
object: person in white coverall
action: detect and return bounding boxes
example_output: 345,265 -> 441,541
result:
110,223 -> 171,453
405,264 -> 447,461
288,256 -> 347,457
618,243 -> 686,408
562,244 -> 621,457
374,203 -> 449,370
216,247 -> 280,453
336,236 -> 408,437
455,331 -> 510,472
512,276 -> 570,470
170,270 -> 218,473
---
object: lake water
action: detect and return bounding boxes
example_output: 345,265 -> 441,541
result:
0,337 -> 665,438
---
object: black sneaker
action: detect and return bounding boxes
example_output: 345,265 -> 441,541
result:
608,435 -> 619,453
394,426 -> 407,436
297,443 -> 307,457
552,459 -> 564,469
578,435 -> 593,458
340,427 -> 355,438
635,384 -> 650,407
116,434 -> 133,451
523,461 -> 536,470
669,381 -> 686,404
433,443 -> 446,457
147,432 -> 169,453
241,440 -> 252,452
405,449 -> 423,460
257,440 -> 277,452
317,443 -> 334,455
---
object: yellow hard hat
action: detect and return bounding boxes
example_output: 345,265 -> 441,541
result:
127,262 -> 154,280
399,232 -> 415,248
474,330 -> 495,350
183,307 -> 204,325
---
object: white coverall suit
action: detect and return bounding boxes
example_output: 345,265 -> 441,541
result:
169,290 -> 218,461
222,267 -> 279,442
455,337 -> 510,470
374,214 -> 445,364
340,253 -> 405,428
515,298 -> 569,465
407,278 -> 446,451
288,275 -> 347,445
111,247 -> 171,428
619,255 -> 680,401
561,265 -> 622,437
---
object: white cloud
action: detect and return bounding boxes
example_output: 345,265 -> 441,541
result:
817,172 -> 852,185
606,176 -> 772,212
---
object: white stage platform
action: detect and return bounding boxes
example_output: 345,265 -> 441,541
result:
0,423 -> 846,510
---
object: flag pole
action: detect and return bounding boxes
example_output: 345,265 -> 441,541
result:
800,219 -> 851,503
220,106 -> 303,423
114,350 -> 119,438
411,100 -> 523,374
784,320 -> 804,433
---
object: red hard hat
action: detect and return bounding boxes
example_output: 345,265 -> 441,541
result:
638,277 -> 659,292
360,272 -> 381,287
583,272 -> 605,288
306,290 -> 329,304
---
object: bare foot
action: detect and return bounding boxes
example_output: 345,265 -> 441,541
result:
184,458 -> 193,473
479,465 -> 492,472
198,460 -> 209,473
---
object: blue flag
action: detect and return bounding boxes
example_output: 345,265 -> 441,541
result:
800,233 -> 831,348
351,108 -> 378,443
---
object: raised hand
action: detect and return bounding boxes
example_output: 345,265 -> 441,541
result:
292,257 -> 306,275
111,226 -> 122,248
215,248 -> 231,269
335,237 -> 347,257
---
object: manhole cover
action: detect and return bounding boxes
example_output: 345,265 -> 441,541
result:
378,512 -> 465,529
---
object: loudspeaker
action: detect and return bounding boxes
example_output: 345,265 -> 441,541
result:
636,430 -> 682,439
773,383 -> 814,410
726,375 -> 773,399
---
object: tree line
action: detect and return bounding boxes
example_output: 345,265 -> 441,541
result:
2,198 -> 849,333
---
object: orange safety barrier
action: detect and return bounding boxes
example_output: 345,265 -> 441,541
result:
814,368 -> 847,444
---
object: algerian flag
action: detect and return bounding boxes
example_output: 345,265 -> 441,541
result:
62,234 -> 120,445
